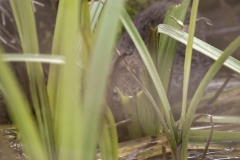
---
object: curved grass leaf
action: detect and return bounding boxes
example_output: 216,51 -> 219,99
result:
157,24 -> 240,74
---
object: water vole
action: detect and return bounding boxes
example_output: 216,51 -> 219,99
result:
0,1 -> 212,124
108,1 -> 212,122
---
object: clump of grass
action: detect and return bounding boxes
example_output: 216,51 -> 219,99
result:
0,0 -> 123,159
117,0 -> 240,159
0,0 -> 240,159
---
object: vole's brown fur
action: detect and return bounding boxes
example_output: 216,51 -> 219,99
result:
108,1 -> 212,122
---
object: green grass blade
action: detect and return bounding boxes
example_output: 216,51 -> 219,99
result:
189,130 -> 240,142
0,51 -> 46,159
181,0 -> 199,129
50,0 -> 82,159
119,7 -> 178,156
157,0 -> 191,91
147,27 -> 159,66
181,35 -> 240,159
99,122 -> 113,160
9,0 -> 39,52
99,107 -> 118,160
79,0 -> 92,67
47,0 -> 68,110
9,1 -> 54,159
80,1 -> 91,34
157,24 -> 240,74
106,107 -> 118,160
118,89 -> 144,139
89,0 -> 105,32
2,54 -> 65,64
78,0 -> 124,159
136,91 -> 161,135
195,115 -> 240,124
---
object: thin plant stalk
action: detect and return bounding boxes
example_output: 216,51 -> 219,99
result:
181,0 -> 199,130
